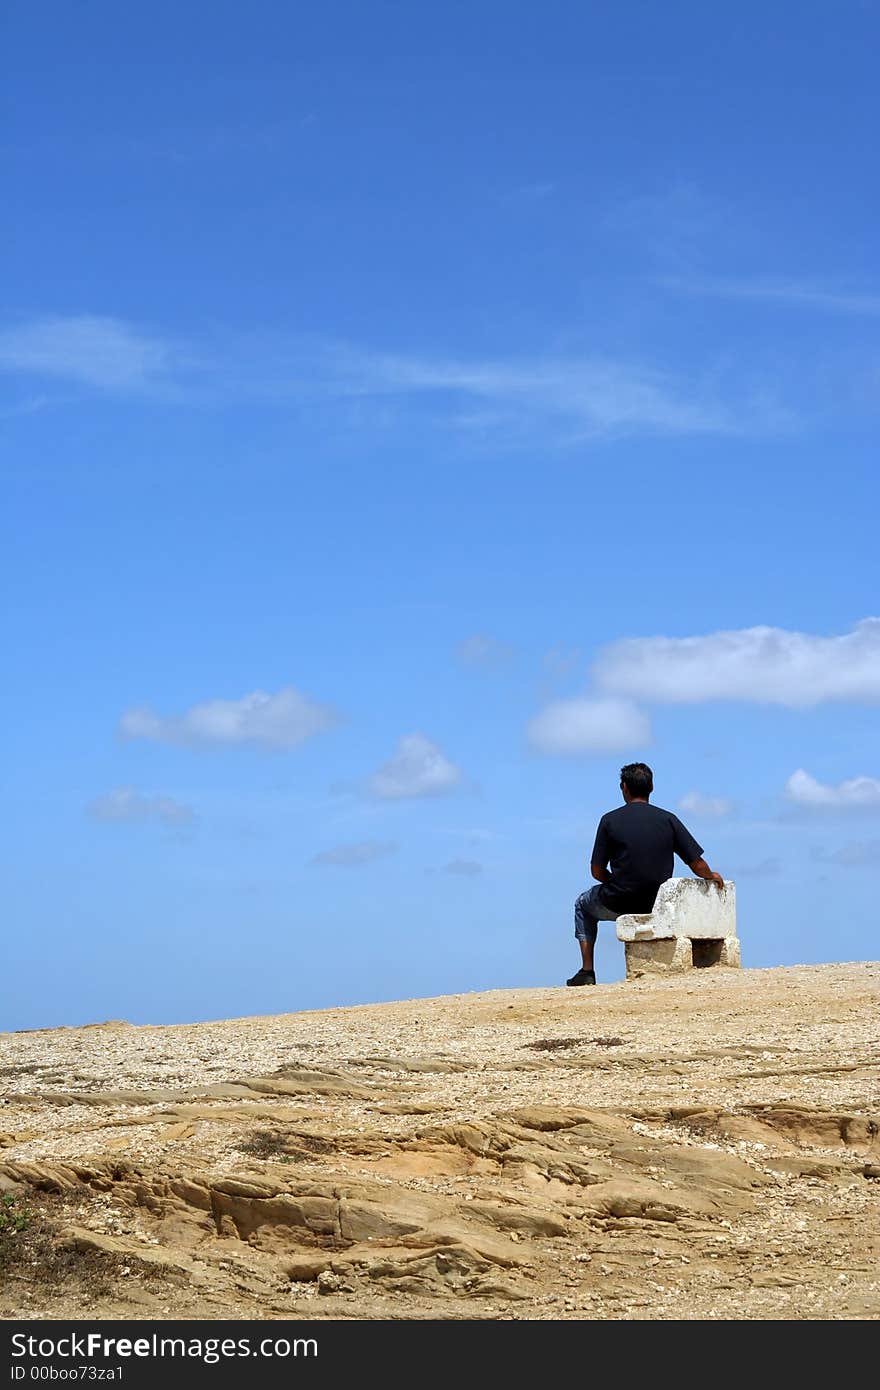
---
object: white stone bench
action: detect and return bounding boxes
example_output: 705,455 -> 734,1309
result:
616,878 -> 740,978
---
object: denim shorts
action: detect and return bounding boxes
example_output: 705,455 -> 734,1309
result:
574,884 -> 621,943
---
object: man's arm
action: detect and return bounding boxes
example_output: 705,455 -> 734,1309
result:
589,816 -> 610,884
689,857 -> 724,889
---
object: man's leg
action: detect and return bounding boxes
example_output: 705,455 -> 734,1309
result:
578,929 -> 595,974
569,891 -> 599,985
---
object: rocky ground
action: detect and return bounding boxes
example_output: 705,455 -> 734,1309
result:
1,961 -> 878,1321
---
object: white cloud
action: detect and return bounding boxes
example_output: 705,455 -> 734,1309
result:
678,791 -> 733,819
0,314 -> 773,440
527,697 -> 650,756
595,618 -> 880,707
662,274 -> 880,317
119,687 -> 340,751
785,769 -> 880,810
87,787 -> 193,825
362,350 -> 736,438
310,841 -> 397,867
455,634 -> 514,669
0,316 -> 175,390
367,733 -> 463,800
444,858 -> 483,876
543,645 -> 582,678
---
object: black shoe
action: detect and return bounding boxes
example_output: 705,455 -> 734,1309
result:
566,968 -> 596,987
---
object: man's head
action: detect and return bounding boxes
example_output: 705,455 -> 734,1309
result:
620,762 -> 653,803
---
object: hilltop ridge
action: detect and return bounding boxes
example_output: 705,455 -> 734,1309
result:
1,961 -> 878,1321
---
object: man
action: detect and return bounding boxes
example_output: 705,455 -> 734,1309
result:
567,762 -> 724,986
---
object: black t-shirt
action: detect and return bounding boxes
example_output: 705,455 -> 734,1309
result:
590,802 -> 703,913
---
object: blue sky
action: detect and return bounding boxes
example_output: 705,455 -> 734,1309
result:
2,1 -> 879,1029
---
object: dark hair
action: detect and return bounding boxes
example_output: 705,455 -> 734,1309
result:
620,762 -> 653,798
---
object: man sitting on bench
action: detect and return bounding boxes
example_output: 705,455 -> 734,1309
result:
568,762 -> 724,986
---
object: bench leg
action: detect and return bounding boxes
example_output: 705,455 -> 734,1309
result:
625,936 -> 742,978
718,937 -> 741,968
624,937 -> 693,979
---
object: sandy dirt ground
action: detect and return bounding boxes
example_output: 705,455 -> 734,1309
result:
1,961 -> 878,1321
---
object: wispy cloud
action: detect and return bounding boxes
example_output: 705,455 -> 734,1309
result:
661,274 -> 880,317
595,618 -> 880,707
354,348 -> 743,439
454,634 -> 515,670
6,115 -> 318,167
310,840 -> 397,868
785,769 -> 880,811
731,856 -> 781,879
119,687 -> 340,752
0,393 -> 58,420
367,733 -> 463,800
87,787 -> 193,825
606,183 -> 728,269
0,314 -> 784,440
527,696 -> 650,757
815,840 -> 880,868
678,791 -> 733,819
506,181 -> 556,203
443,858 -> 483,876
0,316 -> 181,391
436,825 -> 502,844
543,646 -> 583,679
